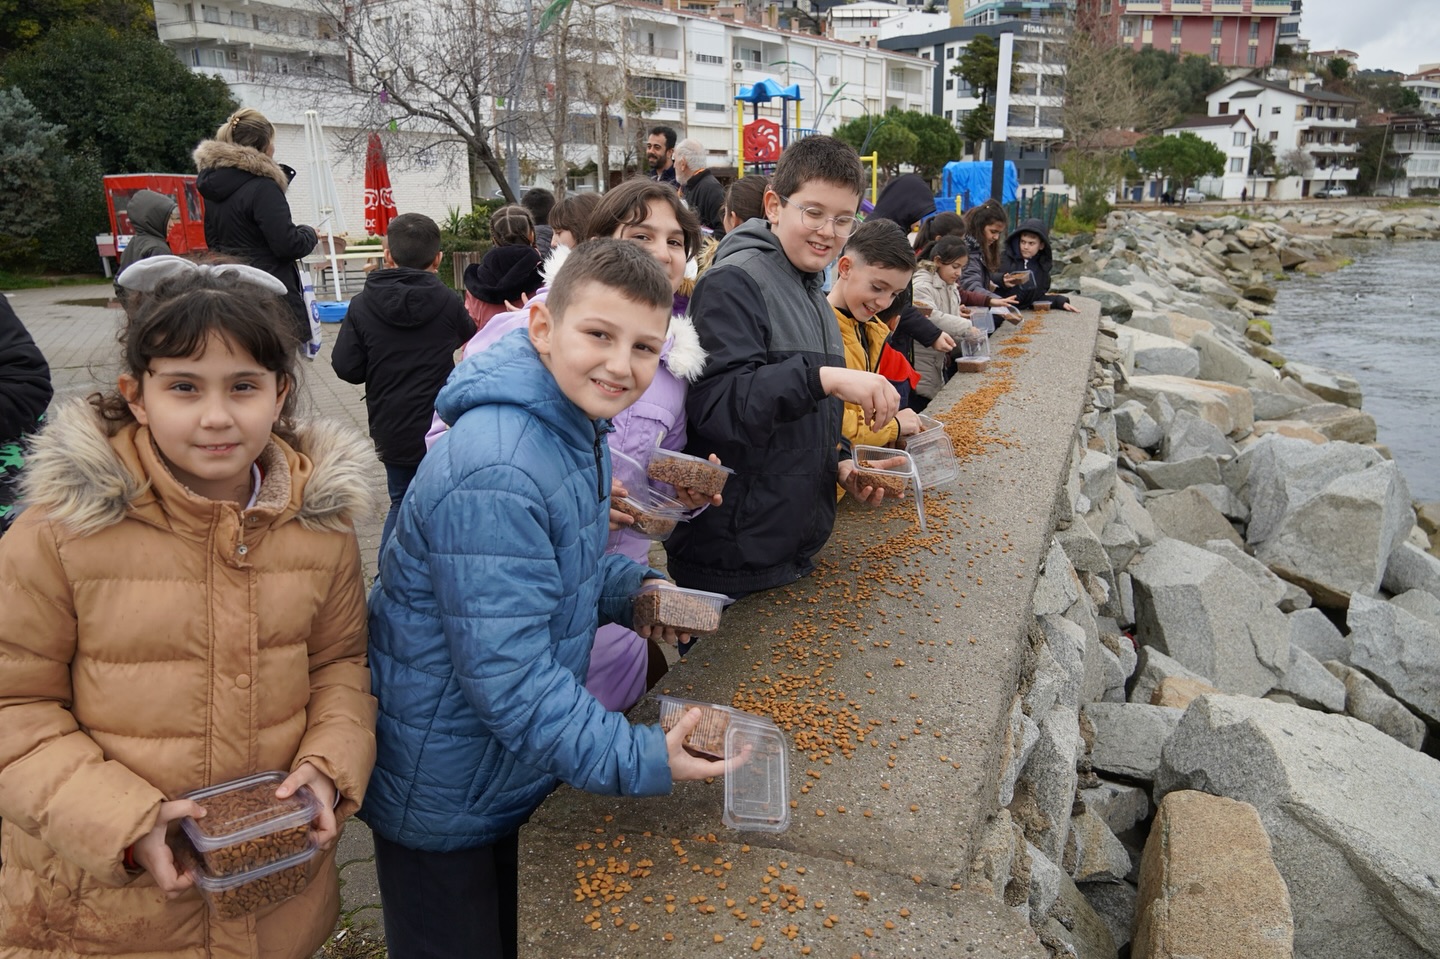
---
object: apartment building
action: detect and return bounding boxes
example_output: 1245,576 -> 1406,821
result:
153,0 -> 469,229
879,19 -> 1065,186
1401,65 -> 1440,118
1206,76 -> 1359,198
1382,113 -> 1440,196
960,0 -> 1072,27
154,0 -> 932,210
1074,0 -> 1289,68
1277,0 -> 1306,55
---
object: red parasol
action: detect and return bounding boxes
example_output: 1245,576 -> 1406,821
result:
363,133 -> 398,237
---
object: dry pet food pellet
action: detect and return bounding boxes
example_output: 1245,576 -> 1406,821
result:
613,498 -> 678,537
633,589 -> 722,635
854,469 -> 906,498
658,701 -> 730,758
648,455 -> 730,497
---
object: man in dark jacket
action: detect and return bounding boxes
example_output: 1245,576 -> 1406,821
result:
331,213 -> 473,554
194,137 -> 318,343
673,138 -> 726,236
115,190 -> 177,286
994,217 -> 1076,311
0,297 -> 52,534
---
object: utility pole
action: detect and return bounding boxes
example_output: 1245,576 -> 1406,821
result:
990,29 -> 1015,205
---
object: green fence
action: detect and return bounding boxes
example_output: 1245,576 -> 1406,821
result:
1004,192 -> 1067,232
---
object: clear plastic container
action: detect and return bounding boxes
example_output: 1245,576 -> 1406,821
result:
852,445 -> 927,532
180,771 -> 320,877
613,485 -> 688,541
657,696 -> 790,833
970,308 -> 994,334
646,448 -> 734,498
187,842 -> 321,920
903,422 -> 959,490
632,582 -> 731,636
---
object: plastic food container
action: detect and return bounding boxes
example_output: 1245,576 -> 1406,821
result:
180,771 -> 320,877
1007,269 -> 1033,288
187,842 -> 321,920
970,308 -> 995,334
852,445 -> 928,532
613,486 -> 688,541
658,696 -> 790,833
632,582 -> 731,635
646,448 -> 734,498
903,418 -> 960,489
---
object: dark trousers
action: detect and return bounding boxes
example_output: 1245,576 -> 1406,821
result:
373,830 -> 520,959
380,462 -> 418,562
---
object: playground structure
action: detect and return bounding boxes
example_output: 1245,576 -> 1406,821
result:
732,77 -> 879,205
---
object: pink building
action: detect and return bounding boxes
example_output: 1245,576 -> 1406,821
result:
1075,0 -> 1287,68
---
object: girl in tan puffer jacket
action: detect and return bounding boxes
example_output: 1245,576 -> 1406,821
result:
0,259 -> 378,959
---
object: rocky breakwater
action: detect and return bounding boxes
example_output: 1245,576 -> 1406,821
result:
1254,202 -> 1440,241
986,209 -> 1440,959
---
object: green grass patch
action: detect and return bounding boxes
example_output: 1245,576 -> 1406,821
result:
0,270 -> 107,291
1381,199 -> 1440,211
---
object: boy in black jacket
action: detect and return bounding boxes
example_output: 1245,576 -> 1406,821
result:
666,136 -> 902,598
993,218 -> 1079,312
332,213 -> 473,555
0,297 -> 52,535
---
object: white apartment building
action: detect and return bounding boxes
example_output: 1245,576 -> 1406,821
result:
1384,113 -> 1440,197
1206,76 -> 1359,199
153,0 -> 470,232
156,0 -> 932,213
1162,114 -> 1256,200
1401,65 -> 1440,118
826,0 -> 909,45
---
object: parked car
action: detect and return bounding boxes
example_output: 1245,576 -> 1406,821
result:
1316,185 -> 1350,198
1180,188 -> 1207,203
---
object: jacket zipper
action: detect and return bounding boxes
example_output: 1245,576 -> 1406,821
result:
593,427 -> 606,502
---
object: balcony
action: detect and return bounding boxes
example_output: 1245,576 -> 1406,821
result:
887,77 -> 924,95
158,15 -> 340,56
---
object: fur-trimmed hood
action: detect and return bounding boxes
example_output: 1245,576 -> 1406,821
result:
193,139 -> 292,195
21,399 -> 379,538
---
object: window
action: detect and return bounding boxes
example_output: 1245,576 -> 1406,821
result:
1101,0 -> 1112,13
696,52 -> 724,65
1250,19 -> 1260,40
253,14 -> 278,32
1270,130 -> 1279,141
629,75 -> 686,112
945,109 -> 953,120
1230,157 -> 1244,172
1143,17 -> 1153,32
695,102 -> 726,112
1218,101 -> 1229,114
1233,131 -> 1247,146
1172,18 -> 1183,38
1212,17 -> 1223,38
1272,105 -> 1281,115
229,11 -> 246,26
946,46 -> 955,59
1171,42 -> 1182,55
1247,45 -> 1257,65
1211,47 -> 1220,62
946,78 -> 954,90
201,4 -> 221,23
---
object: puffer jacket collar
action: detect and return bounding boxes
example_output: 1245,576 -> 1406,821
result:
193,139 -> 292,194
438,328 -> 607,454
21,399 -> 377,540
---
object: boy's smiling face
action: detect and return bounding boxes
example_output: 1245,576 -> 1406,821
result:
529,280 -> 669,421
830,255 -> 911,320
765,181 -> 861,274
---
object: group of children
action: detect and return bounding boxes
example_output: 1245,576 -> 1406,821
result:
0,132 -> 1076,959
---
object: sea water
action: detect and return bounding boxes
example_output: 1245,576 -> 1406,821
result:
1268,238 -> 1440,503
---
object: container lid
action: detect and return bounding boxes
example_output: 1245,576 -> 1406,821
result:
723,715 -> 791,833
915,413 -> 945,435
609,448 -> 648,492
851,445 -> 916,479
633,582 -> 734,607
180,771 -> 320,851
188,840 -> 320,891
616,485 -> 689,517
649,447 -> 736,476
904,430 -> 960,489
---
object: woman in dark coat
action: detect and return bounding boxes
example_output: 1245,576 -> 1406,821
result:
194,108 -> 317,341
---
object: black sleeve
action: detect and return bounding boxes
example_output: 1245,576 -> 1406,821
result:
329,307 -> 367,384
450,296 -> 474,348
694,181 -> 725,235
684,269 -> 828,448
894,302 -> 943,350
0,299 -> 53,442
252,181 -> 317,262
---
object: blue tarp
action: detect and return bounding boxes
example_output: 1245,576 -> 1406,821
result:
938,161 -> 1019,212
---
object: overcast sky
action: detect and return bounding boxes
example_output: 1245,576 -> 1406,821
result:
1300,0 -> 1440,74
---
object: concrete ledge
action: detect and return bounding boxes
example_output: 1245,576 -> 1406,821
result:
519,303 -> 1101,957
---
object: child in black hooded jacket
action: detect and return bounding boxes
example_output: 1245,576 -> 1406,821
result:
993,218 -> 1079,312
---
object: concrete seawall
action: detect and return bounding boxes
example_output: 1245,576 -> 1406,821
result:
519,304 -> 1101,957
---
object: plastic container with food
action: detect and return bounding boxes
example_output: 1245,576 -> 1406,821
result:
852,445 -> 928,532
187,842 -> 321,920
657,696 -> 790,833
613,485 -> 688,541
180,771 -> 320,878
902,420 -> 959,490
645,447 -> 734,498
632,582 -> 731,636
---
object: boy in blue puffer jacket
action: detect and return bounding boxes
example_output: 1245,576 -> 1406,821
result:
362,240 -> 730,959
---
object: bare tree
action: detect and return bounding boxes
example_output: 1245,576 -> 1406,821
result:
1279,148 -> 1315,179
292,0 -> 538,203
